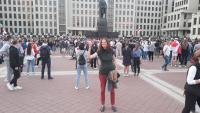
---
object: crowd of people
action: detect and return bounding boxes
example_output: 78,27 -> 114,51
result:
1,33 -> 200,112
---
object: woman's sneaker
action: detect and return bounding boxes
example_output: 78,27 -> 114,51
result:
75,86 -> 79,90
6,83 -> 14,91
100,106 -> 105,112
85,86 -> 90,89
13,86 -> 23,90
111,106 -> 117,112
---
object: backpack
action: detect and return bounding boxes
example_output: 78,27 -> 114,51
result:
78,50 -> 86,65
40,46 -> 50,59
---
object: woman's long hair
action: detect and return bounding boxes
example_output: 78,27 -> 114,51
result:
192,49 -> 200,63
27,43 -> 32,55
97,37 -> 112,54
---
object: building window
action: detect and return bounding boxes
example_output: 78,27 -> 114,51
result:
45,29 -> 48,34
85,17 -> 87,27
194,18 -> 197,25
45,21 -> 48,26
53,1 -> 56,6
178,14 -> 180,19
4,6 -> 7,11
137,19 -> 139,23
36,21 -> 39,26
40,21 -> 43,26
50,22 -> 52,27
9,14 -> 12,18
193,28 -> 196,35
14,14 -> 16,18
36,14 -> 38,19
44,0 -> 47,5
40,14 -> 43,19
188,23 -> 191,27
183,22 -> 186,27
184,14 -> 187,19
9,21 -> 12,26
199,17 -> 200,24
198,28 -> 200,35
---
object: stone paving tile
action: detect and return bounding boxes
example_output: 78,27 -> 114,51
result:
0,63 -> 5,68
154,72 -> 186,90
141,57 -> 189,70
0,75 -> 183,113
23,56 -> 123,72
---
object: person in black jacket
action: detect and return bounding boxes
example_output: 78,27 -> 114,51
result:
7,39 -> 22,91
182,49 -> 200,113
40,40 -> 53,80
90,41 -> 98,69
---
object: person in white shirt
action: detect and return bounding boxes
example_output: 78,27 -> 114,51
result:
142,40 -> 149,60
148,41 -> 155,61
171,40 -> 179,67
0,35 -> 13,82
25,43 -> 35,75
161,41 -> 171,71
182,49 -> 200,113
115,41 -> 122,58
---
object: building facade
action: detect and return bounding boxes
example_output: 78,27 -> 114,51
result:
107,0 -> 114,32
112,0 -> 162,37
65,0 -> 99,36
59,0 -> 66,35
0,0 -> 59,35
134,0 -> 162,37
190,12 -> 200,39
161,0 -> 199,38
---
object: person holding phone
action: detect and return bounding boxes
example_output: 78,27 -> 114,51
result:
88,37 -> 117,112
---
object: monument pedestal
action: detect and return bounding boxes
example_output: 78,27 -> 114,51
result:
97,18 -> 107,37
84,0 -> 119,39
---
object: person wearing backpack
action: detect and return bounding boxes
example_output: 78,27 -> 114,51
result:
182,49 -> 200,113
75,42 -> 89,90
39,40 -> 53,80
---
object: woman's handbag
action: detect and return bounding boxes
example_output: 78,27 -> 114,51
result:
108,70 -> 120,82
107,70 -> 120,91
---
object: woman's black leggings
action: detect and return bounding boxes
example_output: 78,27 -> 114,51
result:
182,91 -> 200,113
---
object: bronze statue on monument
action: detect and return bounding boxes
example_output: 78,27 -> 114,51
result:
97,0 -> 108,37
